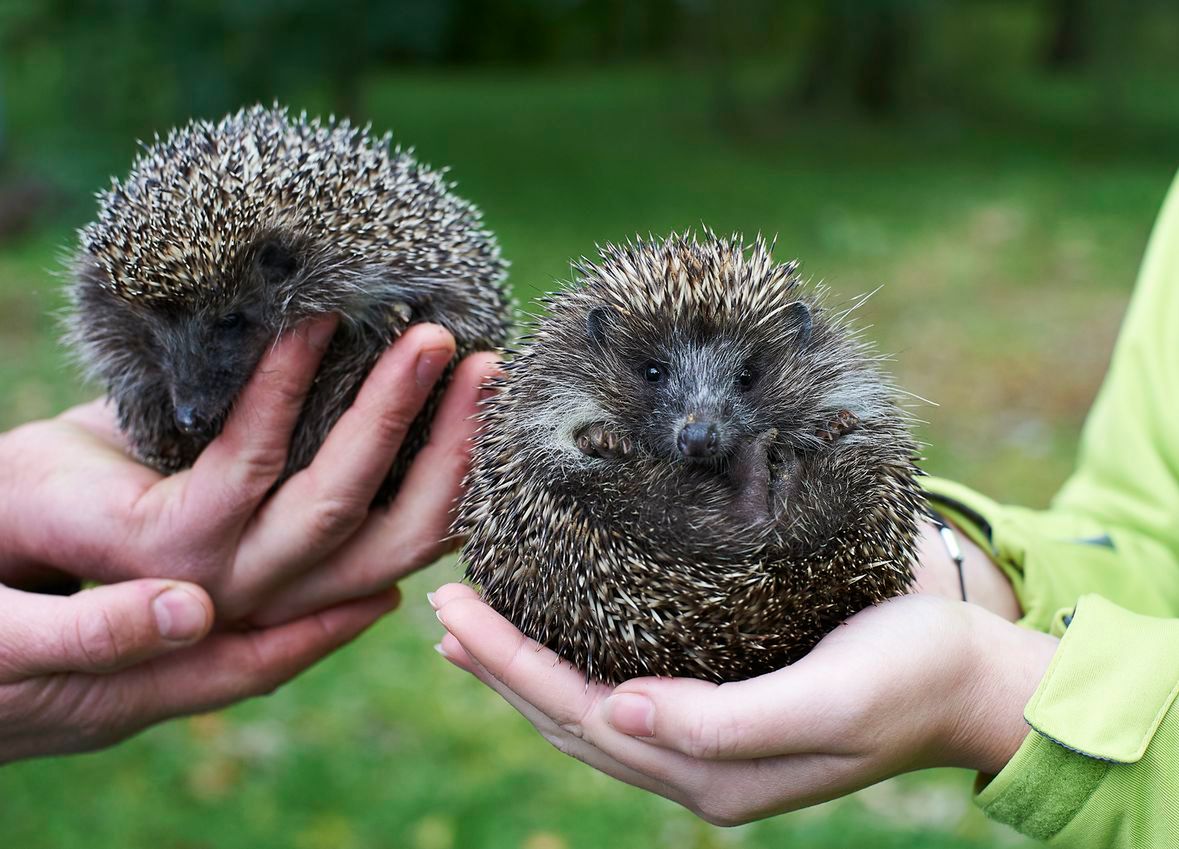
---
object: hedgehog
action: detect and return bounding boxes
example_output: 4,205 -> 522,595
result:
66,105 -> 510,499
456,234 -> 925,684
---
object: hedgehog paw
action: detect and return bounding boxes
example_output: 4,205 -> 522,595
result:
575,423 -> 633,459
386,301 -> 414,328
817,409 -> 859,443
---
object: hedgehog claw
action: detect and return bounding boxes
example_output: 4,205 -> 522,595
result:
817,409 -> 859,443
388,301 -> 414,326
575,423 -> 633,459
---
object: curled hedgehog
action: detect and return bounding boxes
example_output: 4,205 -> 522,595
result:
67,105 -> 510,500
457,234 -> 925,684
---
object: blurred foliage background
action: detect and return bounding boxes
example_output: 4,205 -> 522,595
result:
0,1 -> 1176,847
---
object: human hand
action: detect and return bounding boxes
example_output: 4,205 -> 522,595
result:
431,583 -> 1057,826
0,316 -> 497,624
0,576 -> 398,765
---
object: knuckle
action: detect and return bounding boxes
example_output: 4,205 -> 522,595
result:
73,606 -> 125,671
57,679 -> 135,744
263,366 -> 311,410
683,708 -> 737,760
375,522 -> 447,577
307,494 -> 367,541
233,446 -> 288,491
371,406 -> 415,446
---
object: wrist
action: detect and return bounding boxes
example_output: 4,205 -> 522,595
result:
949,603 -> 1058,775
913,520 -> 1021,621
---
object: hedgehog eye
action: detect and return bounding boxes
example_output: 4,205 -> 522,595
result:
736,365 -> 757,391
642,361 -> 668,384
216,312 -> 245,331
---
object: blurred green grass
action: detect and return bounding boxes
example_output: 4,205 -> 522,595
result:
0,66 -> 1173,848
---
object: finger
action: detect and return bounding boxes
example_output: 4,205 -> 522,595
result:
436,586 -> 832,760
605,652 -> 857,760
436,590 -> 860,822
112,588 -> 401,727
433,588 -> 624,738
0,580 -> 212,682
232,325 -> 455,607
248,353 -> 498,625
168,315 -> 338,535
381,351 -> 499,554
433,632 -> 682,805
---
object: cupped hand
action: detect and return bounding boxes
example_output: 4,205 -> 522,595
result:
431,582 -> 1057,826
0,576 -> 398,765
0,316 -> 498,624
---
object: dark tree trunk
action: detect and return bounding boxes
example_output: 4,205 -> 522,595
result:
1042,0 -> 1091,70
795,2 -> 913,117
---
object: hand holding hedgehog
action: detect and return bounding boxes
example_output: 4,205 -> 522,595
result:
432,581 -> 1057,825
1,316 -> 498,625
68,105 -> 510,501
58,105 -> 510,622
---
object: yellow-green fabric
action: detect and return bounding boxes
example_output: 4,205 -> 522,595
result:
974,597 -> 1179,845
922,171 -> 1179,847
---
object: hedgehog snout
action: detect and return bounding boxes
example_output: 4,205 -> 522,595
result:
174,403 -> 211,437
169,381 -> 227,439
677,420 -> 721,459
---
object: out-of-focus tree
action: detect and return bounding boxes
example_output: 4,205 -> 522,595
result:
1042,0 -> 1090,69
792,0 -> 924,117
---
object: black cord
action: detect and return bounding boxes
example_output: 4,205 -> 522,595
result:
926,507 -> 967,603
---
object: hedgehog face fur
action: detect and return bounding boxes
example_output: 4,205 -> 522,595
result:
68,105 -> 510,494
457,234 -> 925,684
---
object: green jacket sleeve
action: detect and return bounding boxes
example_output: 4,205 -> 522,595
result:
974,595 -> 1179,846
919,171 -> 1179,846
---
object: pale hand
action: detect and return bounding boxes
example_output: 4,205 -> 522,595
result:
0,576 -> 398,764
431,582 -> 1056,826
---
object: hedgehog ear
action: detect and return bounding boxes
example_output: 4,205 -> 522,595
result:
255,239 -> 301,284
786,301 -> 812,347
586,306 -> 615,348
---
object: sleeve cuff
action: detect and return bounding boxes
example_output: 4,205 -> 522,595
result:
976,595 -> 1179,844
1025,595 -> 1179,763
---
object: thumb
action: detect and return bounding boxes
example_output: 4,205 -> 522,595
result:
602,671 -> 823,761
0,580 -> 213,682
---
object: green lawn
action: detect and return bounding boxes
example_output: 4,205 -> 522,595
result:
1,66 -> 1174,848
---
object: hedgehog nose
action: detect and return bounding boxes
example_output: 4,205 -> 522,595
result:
678,421 -> 720,459
174,404 -> 207,437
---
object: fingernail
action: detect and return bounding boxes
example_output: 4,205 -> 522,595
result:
307,315 -> 338,351
153,587 -> 208,643
605,693 -> 655,737
433,642 -> 450,659
416,348 -> 451,389
426,591 -> 438,609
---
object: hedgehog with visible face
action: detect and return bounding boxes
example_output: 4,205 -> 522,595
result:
457,234 -> 925,684
67,105 -> 510,499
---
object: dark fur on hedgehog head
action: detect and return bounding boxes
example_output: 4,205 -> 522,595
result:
67,105 -> 509,488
